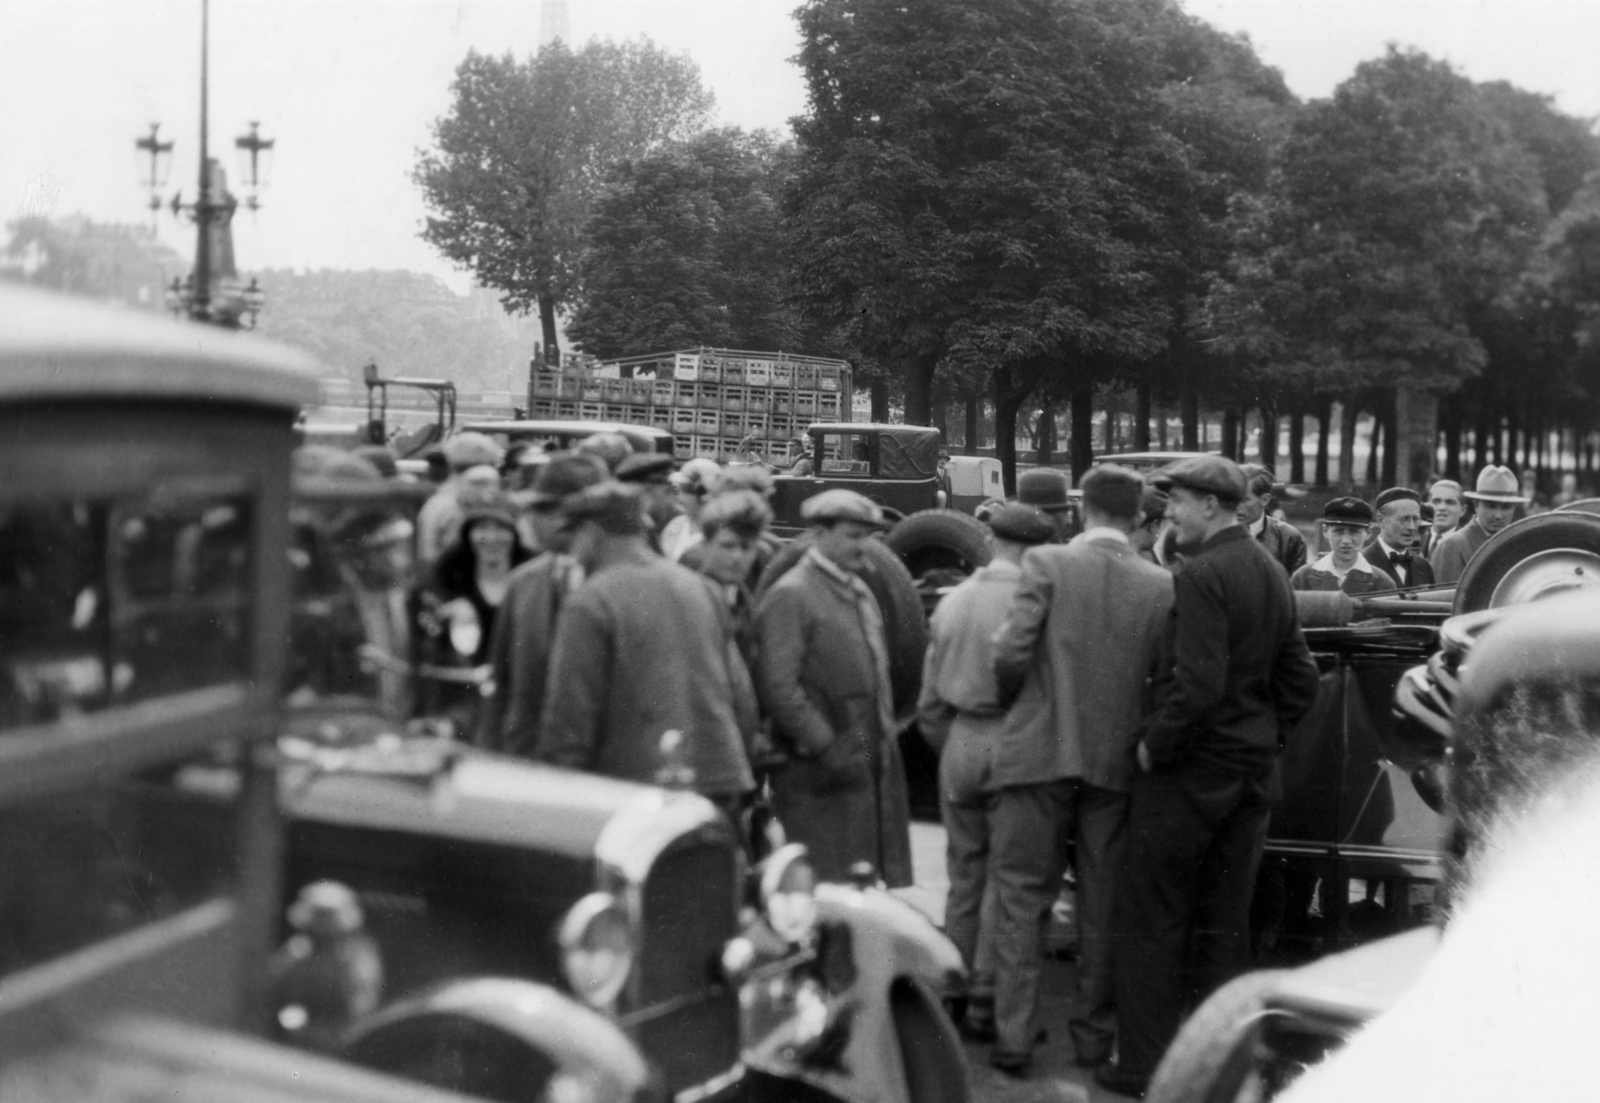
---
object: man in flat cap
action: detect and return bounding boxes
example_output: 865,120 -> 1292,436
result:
417,431 -> 505,569
1289,498 -> 1391,594
989,465 -> 1175,1076
1238,464 -> 1307,577
1365,488 -> 1435,589
616,451 -> 679,551
1431,465 -> 1528,584
916,503 -> 1055,1050
1100,454 -> 1320,1098
537,483 -> 756,824
475,453 -> 608,756
754,489 -> 913,887
1016,467 -> 1076,541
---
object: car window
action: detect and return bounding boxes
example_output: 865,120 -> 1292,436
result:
817,432 -> 870,476
0,481 -> 253,732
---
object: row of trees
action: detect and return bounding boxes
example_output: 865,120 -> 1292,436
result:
415,0 -> 1600,491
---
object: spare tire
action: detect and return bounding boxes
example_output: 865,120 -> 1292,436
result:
1454,511 -> 1600,613
883,509 -> 993,582
756,534 -> 928,724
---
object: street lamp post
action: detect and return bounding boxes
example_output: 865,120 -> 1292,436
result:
136,0 -> 271,329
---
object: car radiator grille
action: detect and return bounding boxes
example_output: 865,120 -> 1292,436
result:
636,838 -> 740,1093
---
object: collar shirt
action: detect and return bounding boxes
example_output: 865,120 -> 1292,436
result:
1249,516 -> 1266,538
1312,551 -> 1376,581
1075,525 -> 1132,547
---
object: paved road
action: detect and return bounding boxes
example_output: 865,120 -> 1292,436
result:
894,823 -> 1137,1103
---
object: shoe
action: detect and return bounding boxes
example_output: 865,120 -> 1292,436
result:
1093,1062 -> 1149,1099
988,1048 -> 1031,1077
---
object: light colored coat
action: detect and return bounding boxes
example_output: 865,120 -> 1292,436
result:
991,530 -> 1174,792
1430,517 -> 1492,584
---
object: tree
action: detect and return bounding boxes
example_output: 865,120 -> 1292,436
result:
414,39 -> 713,362
567,129 -> 808,359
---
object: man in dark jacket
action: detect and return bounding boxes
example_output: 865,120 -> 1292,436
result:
1238,464 -> 1306,576
537,483 -> 756,820
1099,455 -> 1321,1098
1364,487 -> 1436,589
754,489 -> 914,888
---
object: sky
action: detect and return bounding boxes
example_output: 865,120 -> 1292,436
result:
4,0 -> 1599,293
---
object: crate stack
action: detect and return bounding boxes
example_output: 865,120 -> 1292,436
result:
528,348 -> 853,462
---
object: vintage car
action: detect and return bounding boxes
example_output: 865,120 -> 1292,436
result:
0,285 -> 972,1103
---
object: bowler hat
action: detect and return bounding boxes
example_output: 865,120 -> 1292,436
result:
987,504 -> 1055,545
560,482 -> 649,535
615,452 -> 675,485
1017,468 -> 1072,511
801,488 -> 887,528
1152,454 -> 1248,504
1374,487 -> 1422,512
1464,465 -> 1531,504
1323,497 -> 1374,526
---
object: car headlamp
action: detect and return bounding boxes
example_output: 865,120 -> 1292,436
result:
558,893 -> 634,1008
759,843 -> 818,945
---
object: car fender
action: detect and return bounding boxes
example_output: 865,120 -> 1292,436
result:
745,882 -> 968,1103
344,977 -> 657,1103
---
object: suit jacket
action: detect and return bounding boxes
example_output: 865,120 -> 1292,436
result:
1363,537 -> 1436,589
754,554 -> 914,887
1256,516 -> 1308,576
475,552 -> 583,757
1430,518 -> 1492,585
1142,526 -> 1321,779
991,530 -> 1174,792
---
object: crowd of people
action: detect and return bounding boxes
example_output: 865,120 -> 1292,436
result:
291,428 -> 1571,1099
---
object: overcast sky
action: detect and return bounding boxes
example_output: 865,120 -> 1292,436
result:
4,0 -> 1598,291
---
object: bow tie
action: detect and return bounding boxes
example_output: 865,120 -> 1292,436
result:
1392,551 -> 1412,564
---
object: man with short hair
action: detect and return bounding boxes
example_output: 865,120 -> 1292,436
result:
1290,498 -> 1391,595
1365,488 -> 1435,589
1422,479 -> 1464,559
754,490 -> 914,886
1238,464 -> 1307,576
475,454 -> 607,755
1131,488 -> 1169,565
1100,455 -> 1320,1098
537,483 -> 756,820
1430,465 -> 1528,584
990,466 -> 1174,1076
417,431 -> 504,568
917,503 -> 1056,1048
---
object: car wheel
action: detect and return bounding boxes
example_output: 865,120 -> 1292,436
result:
1453,512 -> 1600,614
757,533 -> 928,723
883,509 -> 993,583
1145,969 -> 1289,1103
890,976 -> 971,1103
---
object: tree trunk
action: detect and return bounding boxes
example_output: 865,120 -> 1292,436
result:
1365,411 -> 1382,487
1258,401 -> 1279,469
1136,384 -> 1153,450
902,354 -> 937,426
1071,377 -> 1095,484
1507,405 -> 1519,469
1337,396 -> 1359,491
1036,407 -> 1056,466
1315,398 -> 1332,489
996,390 -> 1025,495
964,393 -> 980,454
1158,407 -> 1169,449
1181,386 -> 1199,451
1475,387 -> 1492,470
1221,408 -> 1239,460
932,397 -> 950,443
538,294 -> 561,365
1381,392 -> 1399,488
870,383 -> 889,422
1288,408 -> 1305,484
1444,394 -> 1462,481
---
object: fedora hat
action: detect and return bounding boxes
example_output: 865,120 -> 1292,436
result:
1464,465 -> 1530,504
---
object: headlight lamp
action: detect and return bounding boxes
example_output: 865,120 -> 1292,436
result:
759,843 -> 818,945
558,892 -> 634,1008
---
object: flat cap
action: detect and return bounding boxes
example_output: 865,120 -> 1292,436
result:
1323,496 -> 1374,526
574,431 -> 634,472
1017,467 -> 1071,511
560,482 -> 649,535
443,431 -> 504,469
615,452 -> 675,484
1374,487 -> 1422,512
1140,487 -> 1169,526
987,504 -> 1055,545
801,488 -> 887,528
1151,454 -> 1248,504
526,453 -> 608,506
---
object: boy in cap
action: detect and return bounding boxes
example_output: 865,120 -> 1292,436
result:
536,483 -> 756,825
1290,498 -> 1391,595
990,465 -> 1175,1075
916,503 -> 1056,1047
474,453 -> 607,756
1365,488 -> 1434,589
1430,465 -> 1529,584
754,490 -> 914,888
1100,454 -> 1319,1098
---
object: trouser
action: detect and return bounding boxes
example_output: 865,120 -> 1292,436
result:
1067,783 -> 1129,1064
1111,763 -> 1272,1077
990,779 -> 1074,1055
940,714 -> 1002,1008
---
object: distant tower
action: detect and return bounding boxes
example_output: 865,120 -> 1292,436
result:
538,0 -> 568,46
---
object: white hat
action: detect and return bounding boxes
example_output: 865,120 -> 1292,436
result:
1464,465 -> 1530,504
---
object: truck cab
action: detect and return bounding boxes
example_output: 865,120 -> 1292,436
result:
769,423 -> 945,537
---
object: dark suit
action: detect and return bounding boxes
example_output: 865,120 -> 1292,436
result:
1254,516 -> 1308,577
989,530 -> 1173,1060
1113,526 -> 1320,1079
475,552 -> 583,757
1364,536 -> 1436,589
